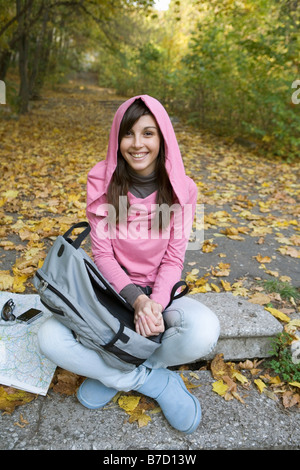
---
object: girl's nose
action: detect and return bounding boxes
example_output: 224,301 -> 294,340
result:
133,134 -> 143,148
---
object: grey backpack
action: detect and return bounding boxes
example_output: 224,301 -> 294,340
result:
33,222 -> 188,371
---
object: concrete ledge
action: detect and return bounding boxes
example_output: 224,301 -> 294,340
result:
190,293 -> 283,361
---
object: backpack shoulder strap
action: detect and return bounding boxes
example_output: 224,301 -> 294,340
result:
165,281 -> 189,309
63,222 -> 91,249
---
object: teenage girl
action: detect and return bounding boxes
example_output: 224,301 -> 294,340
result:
38,95 -> 220,434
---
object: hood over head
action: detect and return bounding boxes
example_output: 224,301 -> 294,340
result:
87,95 -> 192,213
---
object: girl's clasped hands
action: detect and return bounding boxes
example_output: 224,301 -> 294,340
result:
133,294 -> 165,337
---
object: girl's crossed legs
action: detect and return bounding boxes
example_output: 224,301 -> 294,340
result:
38,296 -> 220,392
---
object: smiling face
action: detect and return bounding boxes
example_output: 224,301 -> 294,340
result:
119,114 -> 161,177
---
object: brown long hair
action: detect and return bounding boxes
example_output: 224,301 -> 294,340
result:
107,99 -> 174,229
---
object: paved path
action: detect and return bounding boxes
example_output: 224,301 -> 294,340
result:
0,292 -> 299,452
1,369 -> 299,451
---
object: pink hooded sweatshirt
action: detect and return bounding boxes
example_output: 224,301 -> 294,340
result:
86,95 -> 197,310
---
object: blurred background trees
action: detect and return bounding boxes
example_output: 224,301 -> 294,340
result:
1,0 -> 299,158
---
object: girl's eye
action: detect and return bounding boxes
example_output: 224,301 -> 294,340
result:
123,129 -> 157,138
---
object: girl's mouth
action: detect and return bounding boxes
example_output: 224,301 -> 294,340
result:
130,153 -> 148,160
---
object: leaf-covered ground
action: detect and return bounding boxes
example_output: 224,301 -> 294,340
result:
1,76 -> 299,296
0,75 -> 299,420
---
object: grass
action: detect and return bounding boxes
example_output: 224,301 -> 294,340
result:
268,332 -> 300,382
261,279 -> 300,303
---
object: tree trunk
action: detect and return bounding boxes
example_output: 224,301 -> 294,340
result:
36,27 -> 53,92
29,6 -> 50,99
17,0 -> 31,114
0,50 -> 12,81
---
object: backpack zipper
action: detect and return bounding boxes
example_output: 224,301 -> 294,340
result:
36,272 -> 84,320
40,299 -> 64,315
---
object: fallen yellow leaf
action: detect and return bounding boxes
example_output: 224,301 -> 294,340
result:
211,283 -> 220,292
202,240 -> 218,253
185,268 -> 199,283
128,409 -> 152,428
289,382 -> 300,389
231,391 -> 245,403
13,275 -> 28,293
254,379 -> 267,393
180,373 -> 202,389
221,280 -> 231,291
118,395 -> 140,413
212,380 -> 228,396
189,284 -> 211,294
248,293 -> 271,305
269,376 -> 282,385
2,190 -> 19,199
231,370 -> 250,385
264,269 -> 279,277
278,246 -> 300,258
0,386 -> 35,412
279,275 -> 292,283
265,307 -> 290,322
189,372 -> 200,380
0,271 -> 14,290
255,254 -> 272,263
211,354 -> 232,379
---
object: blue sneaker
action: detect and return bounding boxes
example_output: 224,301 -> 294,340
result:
77,379 -> 117,410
